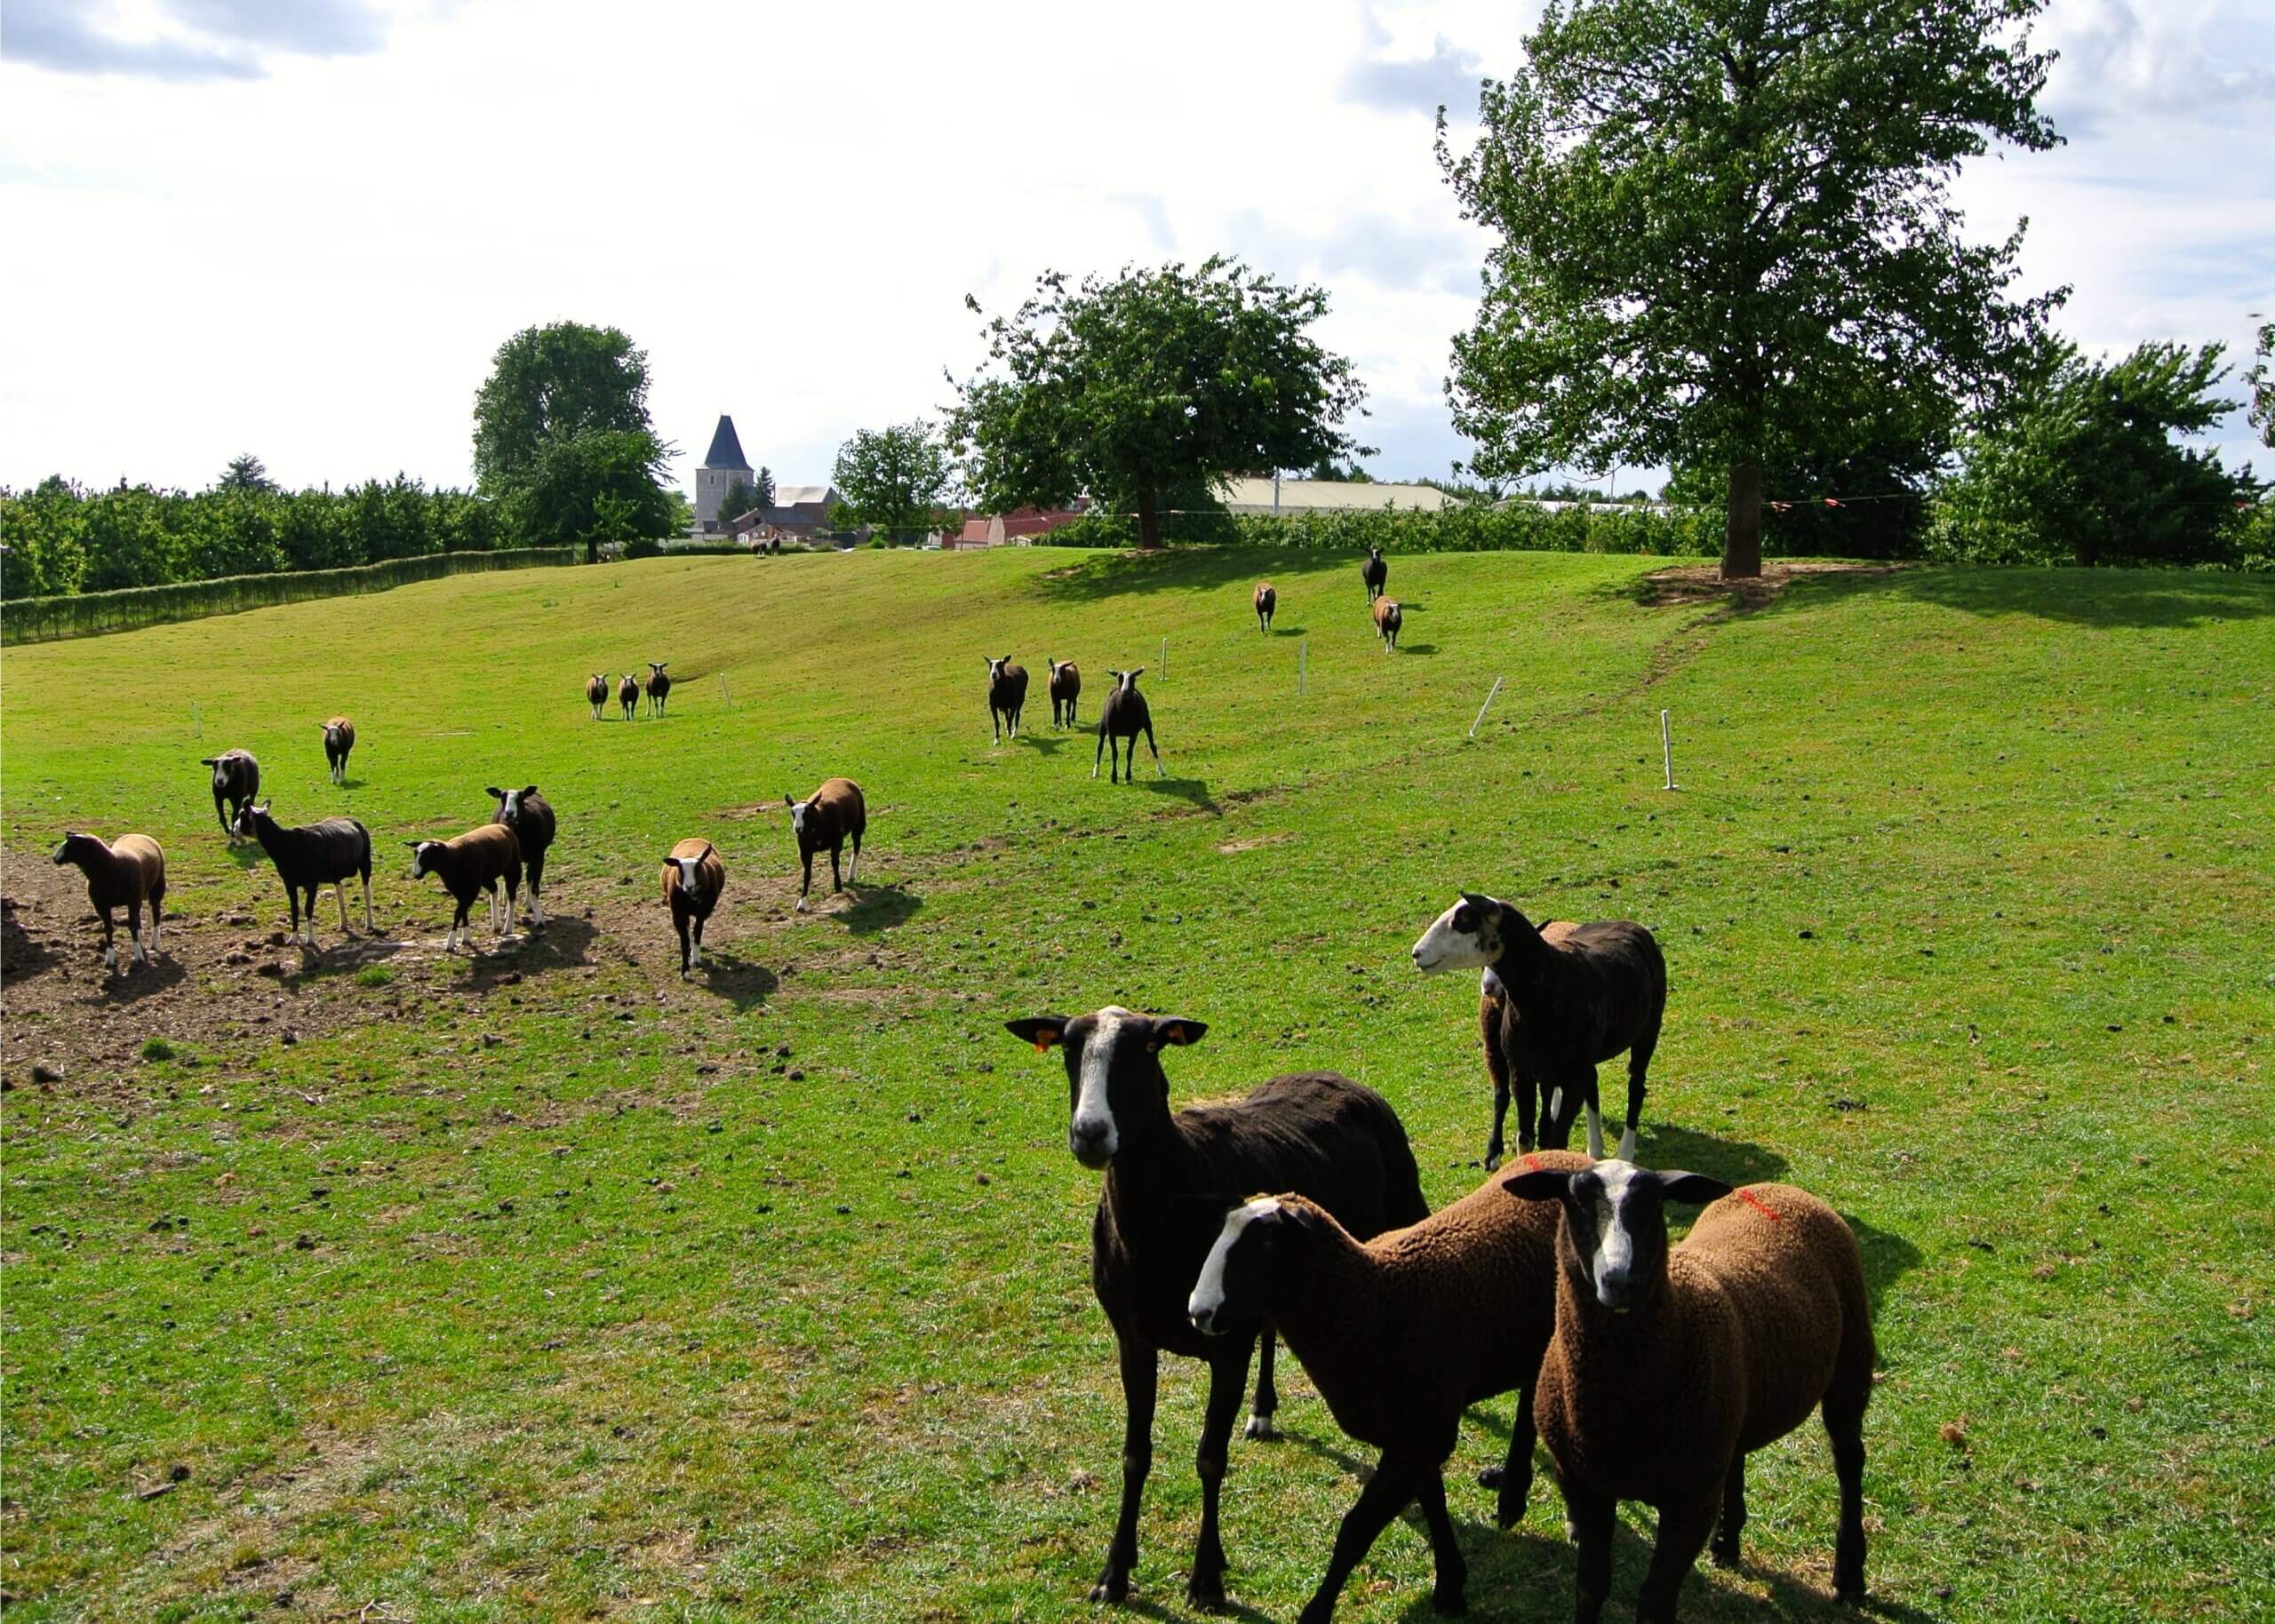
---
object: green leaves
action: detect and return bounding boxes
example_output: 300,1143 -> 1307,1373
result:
831,422 -> 956,543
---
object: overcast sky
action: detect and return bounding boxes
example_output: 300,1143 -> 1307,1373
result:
3,0 -> 2269,500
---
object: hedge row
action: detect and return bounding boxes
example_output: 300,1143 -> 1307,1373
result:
1044,501 -> 1725,555
2,547 -> 578,645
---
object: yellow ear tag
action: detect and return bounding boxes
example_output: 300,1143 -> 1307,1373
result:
1034,1037 -> 1051,1054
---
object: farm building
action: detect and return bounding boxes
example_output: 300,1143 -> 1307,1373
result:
951,502 -> 1090,547
730,485 -> 843,545
1215,475 -> 1456,514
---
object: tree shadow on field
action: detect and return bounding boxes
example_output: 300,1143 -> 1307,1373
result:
1762,563 -> 2275,629
1026,545 -> 1359,606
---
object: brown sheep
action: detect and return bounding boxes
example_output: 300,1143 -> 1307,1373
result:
618,671 -> 640,720
785,777 -> 866,912
404,824 -> 521,951
52,832 -> 166,972
661,838 -> 726,976
986,656 -> 1028,741
1372,595 -> 1402,651
586,673 -> 610,720
321,717 -> 355,784
1047,658 -> 1082,729
1253,581 -> 1276,633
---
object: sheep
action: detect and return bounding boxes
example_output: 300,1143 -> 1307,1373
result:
1372,596 -> 1402,651
1003,1007 -> 1430,1611
1501,1161 -> 1875,1623
661,837 -> 725,976
1187,1150 -> 1593,1624
487,785 -> 556,926
51,831 -> 166,972
645,661 -> 672,717
1092,667 -> 1163,783
232,800 -> 373,947
403,824 -> 521,951
618,671 -> 640,720
321,717 -> 355,784
1412,893 -> 1666,1164
1361,545 -> 1387,602
986,655 -> 1028,741
1254,581 -> 1276,633
1048,658 -> 1082,729
784,776 -> 865,912
200,749 -> 259,841
586,673 -> 609,720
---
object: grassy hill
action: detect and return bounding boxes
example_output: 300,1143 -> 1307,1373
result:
3,546 -> 2270,1622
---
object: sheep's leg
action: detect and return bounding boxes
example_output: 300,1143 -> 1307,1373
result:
99,906 -> 117,970
1513,1060 -> 1538,1154
361,875 -> 375,933
1415,1467 -> 1469,1616
830,845 -> 843,895
845,834 -> 860,888
1710,1453 -> 1746,1568
675,909 -> 691,977
127,899 -> 148,966
1492,1384 -> 1537,1526
1090,1333 -> 1157,1604
148,893 -> 162,953
1635,1492 -> 1717,1624
1824,1391 -> 1869,1602
1189,1339 -> 1255,1610
1563,1481 -> 1616,1624
796,851 -> 814,912
1092,728 -> 1106,779
1245,1329 -> 1279,1440
1298,1453 -> 1421,1624
1144,724 -> 1163,778
1622,1026 -> 1656,1163
336,883 -> 350,935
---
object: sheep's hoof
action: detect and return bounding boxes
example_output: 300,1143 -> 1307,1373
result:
1243,1413 -> 1276,1442
1087,1572 -> 1130,1605
1711,1540 -> 1741,1569
1184,1573 -> 1227,1612
1483,1150 -> 1503,1172
1834,1583 -> 1867,1606
1431,1584 -> 1468,1615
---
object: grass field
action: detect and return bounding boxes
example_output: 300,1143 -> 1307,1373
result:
3,546 -> 2271,1623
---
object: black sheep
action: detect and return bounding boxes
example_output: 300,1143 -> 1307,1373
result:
233,800 -> 372,947
200,749 -> 260,840
986,656 -> 1028,741
1361,545 -> 1387,602
487,786 -> 556,926
1092,667 -> 1162,783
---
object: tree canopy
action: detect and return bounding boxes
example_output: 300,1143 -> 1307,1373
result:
833,422 -> 956,542
718,468 -> 777,524
471,322 -> 673,557
219,454 -> 275,493
946,257 -> 1369,548
505,429 -> 678,564
1440,0 -> 2065,577
2248,316 -> 2273,450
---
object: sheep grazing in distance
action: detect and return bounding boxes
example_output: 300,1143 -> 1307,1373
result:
1503,1161 -> 1875,1622
1361,545 -> 1387,602
1188,1151 -> 1593,1623
1093,667 -> 1162,783
1372,596 -> 1402,651
586,673 -> 609,720
661,838 -> 725,976
51,832 -> 166,972
618,671 -> 640,720
487,786 -> 555,926
986,656 -> 1028,741
784,777 -> 865,912
1047,658 -> 1082,729
645,661 -> 672,717
232,800 -> 373,947
1413,893 -> 1665,1164
1254,581 -> 1276,633
321,717 -> 355,785
1004,1008 -> 1429,1611
404,824 -> 521,951
200,750 -> 259,841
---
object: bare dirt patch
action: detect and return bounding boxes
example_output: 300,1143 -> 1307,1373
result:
1216,832 -> 1294,855
1640,559 -> 1905,610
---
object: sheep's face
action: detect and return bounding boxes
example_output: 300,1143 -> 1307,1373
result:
785,797 -> 810,839
231,801 -> 267,840
986,657 -> 1012,683
324,722 -> 348,750
667,855 -> 705,896
490,787 -> 538,829
1189,1198 -> 1286,1335
52,832 -> 91,866
1504,1161 -> 1733,1314
210,759 -> 230,792
1004,1007 -> 1208,1169
1411,893 -> 1505,973
405,841 -> 442,881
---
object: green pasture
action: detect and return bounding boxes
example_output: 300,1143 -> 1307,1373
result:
2,547 -> 2270,1622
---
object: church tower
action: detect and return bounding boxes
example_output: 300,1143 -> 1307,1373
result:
695,415 -> 754,529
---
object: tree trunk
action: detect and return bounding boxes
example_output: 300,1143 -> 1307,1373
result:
1722,460 -> 1764,579
1136,488 -> 1161,550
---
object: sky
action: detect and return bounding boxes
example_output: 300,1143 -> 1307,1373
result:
2,0 -> 2270,501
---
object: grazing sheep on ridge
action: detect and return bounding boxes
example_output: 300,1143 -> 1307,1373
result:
1254,581 -> 1276,633
232,801 -> 373,947
784,777 -> 865,912
618,671 -> 640,720
1093,667 -> 1162,783
1188,1151 -> 1592,1623
986,656 -> 1028,742
645,661 -> 672,717
1003,1007 -> 1429,1611
487,786 -> 555,926
1048,658 -> 1082,729
1502,1161 -> 1875,1623
404,824 -> 521,951
1372,596 -> 1402,651
200,750 -> 259,841
661,837 -> 725,975
51,832 -> 166,972
586,673 -> 609,720
1413,893 -> 1665,1164
1361,545 -> 1387,602
321,717 -> 355,785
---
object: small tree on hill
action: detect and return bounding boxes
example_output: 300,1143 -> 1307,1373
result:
834,421 -> 956,543
218,453 -> 276,493
717,466 -> 776,523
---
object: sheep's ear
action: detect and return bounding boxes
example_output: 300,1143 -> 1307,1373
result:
1653,1171 -> 1734,1206
199,756 -> 219,766
520,784 -> 538,799
783,793 -> 796,808
1005,1015 -> 1071,1054
1151,1018 -> 1207,1048
485,786 -> 505,800
1500,1167 -> 1574,1203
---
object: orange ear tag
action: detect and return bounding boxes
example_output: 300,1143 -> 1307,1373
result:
1034,1038 -> 1050,1054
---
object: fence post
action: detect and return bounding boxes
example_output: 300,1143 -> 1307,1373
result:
1468,675 -> 1505,738
718,673 -> 733,711
1298,639 -> 1306,697
191,701 -> 203,739
1661,708 -> 1679,790
1161,635 -> 1168,680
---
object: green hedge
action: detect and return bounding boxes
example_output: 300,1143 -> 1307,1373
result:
2,547 -> 579,645
1043,501 -> 1723,555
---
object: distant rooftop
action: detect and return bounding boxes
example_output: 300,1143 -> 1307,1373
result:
1217,476 -> 1454,513
701,415 -> 751,472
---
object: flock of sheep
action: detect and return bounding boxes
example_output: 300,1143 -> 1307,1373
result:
44,548 -> 1874,1624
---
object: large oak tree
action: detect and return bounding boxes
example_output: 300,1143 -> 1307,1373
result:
1440,0 -> 2065,577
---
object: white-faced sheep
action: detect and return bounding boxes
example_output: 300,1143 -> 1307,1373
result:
618,671 -> 641,721
51,832 -> 166,972
645,661 -> 672,717
321,717 -> 355,784
200,750 -> 259,840
1092,667 -> 1162,783
1502,1161 -> 1875,1623
1254,581 -> 1277,633
232,801 -> 372,947
487,786 -> 555,926
1413,893 -> 1666,1164
1372,595 -> 1402,651
986,656 -> 1028,741
784,777 -> 865,912
661,838 -> 725,976
586,673 -> 610,720
1004,1008 -> 1429,1611
1361,545 -> 1387,602
1188,1150 -> 1592,1623
1047,659 -> 1082,729
404,824 -> 521,951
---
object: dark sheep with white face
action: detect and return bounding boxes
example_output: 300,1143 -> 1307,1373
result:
200,750 -> 260,841
487,786 -> 555,926
986,656 -> 1028,742
232,800 -> 372,947
1092,668 -> 1162,783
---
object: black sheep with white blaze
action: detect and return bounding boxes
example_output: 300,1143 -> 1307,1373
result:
233,800 -> 374,947
200,750 -> 260,840
488,786 -> 555,926
1093,667 -> 1163,783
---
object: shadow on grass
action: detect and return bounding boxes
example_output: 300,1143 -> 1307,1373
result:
1,905 -> 59,983
223,842 -> 267,871
1634,1122 -> 1789,1186
1848,1214 -> 1925,1318
95,958 -> 188,1003
1746,562 -> 2275,629
686,951 -> 778,1012
1140,776 -> 1219,813
1019,733 -> 1067,756
1397,642 -> 1440,657
837,886 -> 923,936
1025,545 -> 1365,606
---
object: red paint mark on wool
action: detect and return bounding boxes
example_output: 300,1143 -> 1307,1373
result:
1736,1188 -> 1782,1222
